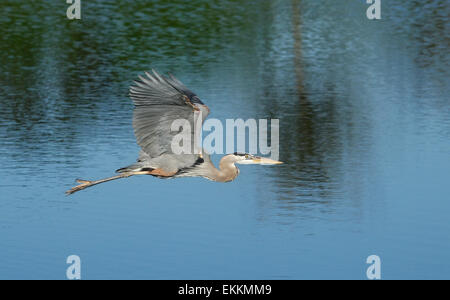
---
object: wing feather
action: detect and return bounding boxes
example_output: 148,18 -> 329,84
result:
129,70 -> 210,170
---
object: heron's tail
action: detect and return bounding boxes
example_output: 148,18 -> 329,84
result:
115,164 -> 142,173
116,166 -> 131,173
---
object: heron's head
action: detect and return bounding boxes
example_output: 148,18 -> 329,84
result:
231,152 -> 283,165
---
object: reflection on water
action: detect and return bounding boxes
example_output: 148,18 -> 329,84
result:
0,0 -> 449,279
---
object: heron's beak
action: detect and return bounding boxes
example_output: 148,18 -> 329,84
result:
237,156 -> 283,165
252,156 -> 283,165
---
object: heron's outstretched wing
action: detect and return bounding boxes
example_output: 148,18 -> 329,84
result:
129,70 -> 210,171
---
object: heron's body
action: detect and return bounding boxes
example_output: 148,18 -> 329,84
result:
116,151 -> 239,182
66,70 -> 281,195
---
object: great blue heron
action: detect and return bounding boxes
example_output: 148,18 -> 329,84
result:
66,70 -> 282,195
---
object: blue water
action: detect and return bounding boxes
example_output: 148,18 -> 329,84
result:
0,0 -> 449,279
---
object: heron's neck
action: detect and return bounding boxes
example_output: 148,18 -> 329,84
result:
213,156 -> 239,182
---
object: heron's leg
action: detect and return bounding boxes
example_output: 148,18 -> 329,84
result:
65,171 -> 151,195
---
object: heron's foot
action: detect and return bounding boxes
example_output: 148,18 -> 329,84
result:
65,179 -> 94,195
76,179 -> 91,184
65,171 -> 152,196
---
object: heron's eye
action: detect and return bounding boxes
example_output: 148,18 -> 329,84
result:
245,154 -> 249,159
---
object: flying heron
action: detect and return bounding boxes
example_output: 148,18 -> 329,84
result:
66,70 -> 282,195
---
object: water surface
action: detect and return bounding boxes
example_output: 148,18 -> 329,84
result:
0,0 -> 449,279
